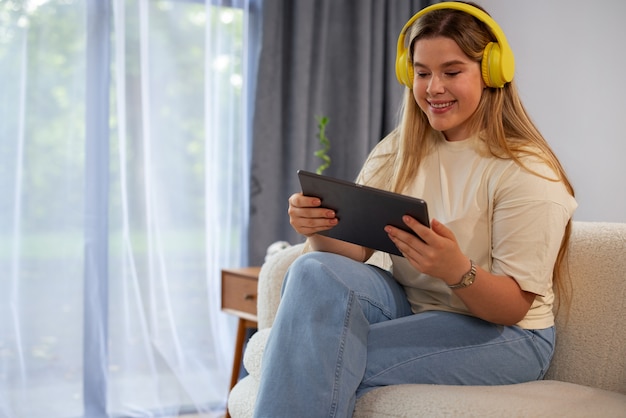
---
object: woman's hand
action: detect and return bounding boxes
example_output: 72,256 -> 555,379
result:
385,216 -> 535,326
288,192 -> 338,237
288,193 -> 372,262
385,217 -> 469,284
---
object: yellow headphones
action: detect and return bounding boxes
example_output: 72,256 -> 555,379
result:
395,2 -> 515,88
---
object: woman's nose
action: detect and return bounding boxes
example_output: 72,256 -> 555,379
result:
427,75 -> 445,95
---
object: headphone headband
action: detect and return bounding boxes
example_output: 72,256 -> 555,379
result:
395,2 -> 515,88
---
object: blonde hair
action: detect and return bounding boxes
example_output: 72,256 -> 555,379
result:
370,3 -> 575,309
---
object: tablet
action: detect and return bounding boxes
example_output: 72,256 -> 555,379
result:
297,170 -> 430,256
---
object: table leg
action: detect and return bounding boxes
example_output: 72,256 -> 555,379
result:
229,318 -> 247,390
226,318 -> 254,418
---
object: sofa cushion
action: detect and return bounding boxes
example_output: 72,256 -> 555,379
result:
354,380 -> 626,418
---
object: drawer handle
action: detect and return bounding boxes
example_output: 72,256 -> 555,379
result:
243,293 -> 256,301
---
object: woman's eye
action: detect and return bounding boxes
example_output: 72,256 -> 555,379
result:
416,72 -> 430,78
445,71 -> 461,77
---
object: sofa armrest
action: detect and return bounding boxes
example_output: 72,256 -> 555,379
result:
257,243 -> 305,329
545,221 -> 626,393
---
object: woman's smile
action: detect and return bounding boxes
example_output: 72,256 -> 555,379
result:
428,100 -> 457,112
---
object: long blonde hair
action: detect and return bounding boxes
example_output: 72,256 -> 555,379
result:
370,3 -> 575,308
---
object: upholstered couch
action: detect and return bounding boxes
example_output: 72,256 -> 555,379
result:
228,221 -> 626,417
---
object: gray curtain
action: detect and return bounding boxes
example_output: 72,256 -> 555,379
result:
249,0 -> 431,264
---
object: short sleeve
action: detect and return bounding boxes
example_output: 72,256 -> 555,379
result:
490,158 -> 577,295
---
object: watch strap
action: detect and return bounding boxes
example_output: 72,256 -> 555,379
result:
448,259 -> 477,289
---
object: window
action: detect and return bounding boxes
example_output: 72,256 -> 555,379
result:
0,1 -> 250,416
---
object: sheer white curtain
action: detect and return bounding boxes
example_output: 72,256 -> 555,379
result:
0,0 -> 251,417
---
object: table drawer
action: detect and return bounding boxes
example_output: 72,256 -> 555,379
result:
222,272 -> 258,317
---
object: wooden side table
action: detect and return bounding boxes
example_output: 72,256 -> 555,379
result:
221,267 -> 261,394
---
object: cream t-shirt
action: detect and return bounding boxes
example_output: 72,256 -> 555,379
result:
357,133 -> 577,329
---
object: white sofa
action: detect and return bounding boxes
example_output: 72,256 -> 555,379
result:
228,221 -> 626,417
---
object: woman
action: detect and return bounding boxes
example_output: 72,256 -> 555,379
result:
253,2 -> 577,417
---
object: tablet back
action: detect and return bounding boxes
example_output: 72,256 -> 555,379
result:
297,170 -> 429,256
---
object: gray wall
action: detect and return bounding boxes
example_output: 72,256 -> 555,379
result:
479,0 -> 626,222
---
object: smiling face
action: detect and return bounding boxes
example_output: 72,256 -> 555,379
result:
412,36 -> 485,142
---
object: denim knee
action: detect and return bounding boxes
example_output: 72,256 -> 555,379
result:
281,251 -> 350,296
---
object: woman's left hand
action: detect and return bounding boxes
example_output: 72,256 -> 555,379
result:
385,217 -> 470,285
386,216 -> 536,326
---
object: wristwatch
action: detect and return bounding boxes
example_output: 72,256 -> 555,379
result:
448,259 -> 477,289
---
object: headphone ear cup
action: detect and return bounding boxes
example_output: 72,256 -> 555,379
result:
396,48 -> 412,88
405,63 -> 414,89
482,42 -> 504,88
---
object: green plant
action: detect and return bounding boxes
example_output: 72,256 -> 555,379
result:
314,115 -> 331,174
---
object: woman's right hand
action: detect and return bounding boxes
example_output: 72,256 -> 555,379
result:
288,192 -> 338,237
289,193 -> 371,262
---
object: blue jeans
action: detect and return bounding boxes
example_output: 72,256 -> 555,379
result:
253,252 -> 555,418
